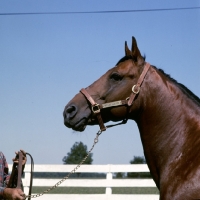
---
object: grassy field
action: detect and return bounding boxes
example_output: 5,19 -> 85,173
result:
32,187 -> 159,194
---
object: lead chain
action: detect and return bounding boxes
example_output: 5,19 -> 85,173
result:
25,130 -> 102,199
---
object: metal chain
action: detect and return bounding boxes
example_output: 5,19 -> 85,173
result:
25,130 -> 102,199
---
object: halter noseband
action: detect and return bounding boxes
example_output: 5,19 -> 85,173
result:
80,62 -> 151,131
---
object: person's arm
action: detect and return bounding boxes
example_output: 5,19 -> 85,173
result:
0,173 -> 10,199
0,186 -> 5,199
0,151 -> 8,199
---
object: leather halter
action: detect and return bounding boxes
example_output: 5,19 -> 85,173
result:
80,62 -> 151,131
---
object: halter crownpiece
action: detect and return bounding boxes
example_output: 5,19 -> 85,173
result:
80,62 -> 151,131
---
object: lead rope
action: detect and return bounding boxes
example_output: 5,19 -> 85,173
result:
25,129 -> 102,199
25,153 -> 34,200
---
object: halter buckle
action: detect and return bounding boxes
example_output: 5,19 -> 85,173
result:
92,104 -> 101,114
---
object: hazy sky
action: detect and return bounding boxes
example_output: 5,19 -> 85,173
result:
0,1 -> 200,165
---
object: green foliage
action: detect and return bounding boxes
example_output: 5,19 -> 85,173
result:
114,172 -> 125,178
62,142 -> 93,165
130,156 -> 146,164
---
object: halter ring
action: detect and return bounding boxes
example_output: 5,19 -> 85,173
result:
132,85 -> 140,94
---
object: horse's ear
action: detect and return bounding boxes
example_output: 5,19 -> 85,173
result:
131,36 -> 142,58
125,41 -> 132,56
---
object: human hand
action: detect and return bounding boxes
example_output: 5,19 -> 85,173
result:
3,188 -> 26,200
12,150 -> 27,166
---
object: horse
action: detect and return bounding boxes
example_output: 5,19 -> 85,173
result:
63,36 -> 200,199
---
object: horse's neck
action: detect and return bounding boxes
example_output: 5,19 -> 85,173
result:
135,69 -> 200,187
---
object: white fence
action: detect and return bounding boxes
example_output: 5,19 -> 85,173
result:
9,164 -> 159,200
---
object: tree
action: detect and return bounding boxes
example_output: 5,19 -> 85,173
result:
127,156 -> 152,178
114,172 -> 125,178
130,156 -> 146,164
62,141 -> 93,165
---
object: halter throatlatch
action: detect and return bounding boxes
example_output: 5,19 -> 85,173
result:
80,62 -> 151,131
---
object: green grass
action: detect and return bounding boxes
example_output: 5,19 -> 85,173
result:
32,187 -> 159,194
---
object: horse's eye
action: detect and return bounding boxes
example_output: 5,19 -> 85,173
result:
110,73 -> 122,81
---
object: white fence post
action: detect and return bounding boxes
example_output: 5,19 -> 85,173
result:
23,171 -> 30,195
106,172 -> 112,194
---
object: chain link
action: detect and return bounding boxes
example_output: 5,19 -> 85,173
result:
25,130 -> 102,199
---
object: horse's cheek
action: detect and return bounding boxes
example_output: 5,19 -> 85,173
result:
110,107 -> 128,119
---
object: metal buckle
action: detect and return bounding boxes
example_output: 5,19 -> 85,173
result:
132,85 -> 140,94
92,104 -> 101,114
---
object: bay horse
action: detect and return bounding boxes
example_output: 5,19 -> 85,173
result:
63,37 -> 200,199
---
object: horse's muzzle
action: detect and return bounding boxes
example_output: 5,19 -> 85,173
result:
63,104 -> 77,126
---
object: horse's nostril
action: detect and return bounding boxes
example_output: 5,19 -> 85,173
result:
64,105 -> 77,119
66,105 -> 76,113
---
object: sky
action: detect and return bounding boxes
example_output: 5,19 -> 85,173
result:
0,1 -> 200,165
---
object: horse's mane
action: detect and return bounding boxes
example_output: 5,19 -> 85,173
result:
156,67 -> 200,107
116,55 -> 200,107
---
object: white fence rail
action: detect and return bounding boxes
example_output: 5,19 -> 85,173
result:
9,164 -> 159,200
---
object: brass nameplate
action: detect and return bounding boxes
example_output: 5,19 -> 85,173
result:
102,101 -> 122,108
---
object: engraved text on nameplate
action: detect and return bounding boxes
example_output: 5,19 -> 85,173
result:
102,101 -> 122,108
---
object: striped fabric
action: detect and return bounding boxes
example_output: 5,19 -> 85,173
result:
0,152 -> 10,199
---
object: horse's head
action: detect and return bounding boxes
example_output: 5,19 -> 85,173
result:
63,37 -> 148,132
